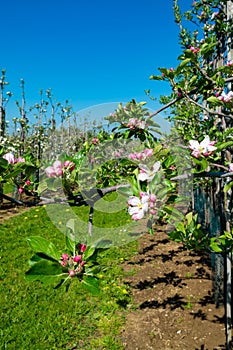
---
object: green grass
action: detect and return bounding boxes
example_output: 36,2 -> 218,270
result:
0,201 -> 139,350
3,183 -> 13,194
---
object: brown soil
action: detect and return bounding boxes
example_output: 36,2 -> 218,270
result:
0,202 -> 31,223
121,225 -> 227,350
0,196 -> 37,223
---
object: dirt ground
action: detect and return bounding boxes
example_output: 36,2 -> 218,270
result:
121,225 -> 227,350
0,200 -> 34,223
0,200 -> 228,350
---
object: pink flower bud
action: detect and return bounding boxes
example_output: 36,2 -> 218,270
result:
17,157 -> 25,163
136,152 -> 144,160
144,148 -> 153,157
45,166 -> 56,178
18,187 -> 24,194
92,137 -> 99,145
73,255 -> 82,262
61,253 -> 69,260
80,261 -> 85,266
150,202 -> 155,208
64,160 -> 75,171
150,209 -> 157,215
69,270 -> 76,277
53,160 -> 63,176
79,244 -> 87,253
61,261 -> 67,267
25,179 -> 31,185
150,194 -> 156,203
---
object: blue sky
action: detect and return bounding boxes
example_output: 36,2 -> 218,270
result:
1,0 -> 190,128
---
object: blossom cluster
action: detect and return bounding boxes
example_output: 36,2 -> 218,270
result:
217,91 -> 233,103
60,244 -> 87,277
188,136 -> 217,158
226,60 -> 233,67
127,118 -> 147,130
18,179 -> 32,194
128,192 -> 156,220
2,152 -> 25,164
45,159 -> 75,178
128,148 -> 153,161
189,46 -> 200,54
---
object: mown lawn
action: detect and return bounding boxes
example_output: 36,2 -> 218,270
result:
0,197 -> 138,350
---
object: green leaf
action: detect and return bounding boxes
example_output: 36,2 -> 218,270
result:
0,157 -> 8,168
83,246 -> 96,260
27,236 -> 61,261
149,75 -> 164,80
185,212 -> 193,226
217,141 -> 233,151
82,276 -> 100,295
66,231 -> 76,255
209,240 -> 223,253
224,181 -> 233,193
25,260 -> 63,283
207,96 -> 223,106
178,58 -> 191,68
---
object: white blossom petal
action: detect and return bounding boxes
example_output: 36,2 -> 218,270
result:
188,140 -> 200,150
128,196 -> 141,206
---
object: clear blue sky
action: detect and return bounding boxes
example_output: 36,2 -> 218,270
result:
1,0 -> 190,127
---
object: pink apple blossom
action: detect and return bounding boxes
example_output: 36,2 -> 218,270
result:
53,160 -> 63,176
25,180 -> 31,185
3,152 -> 15,164
138,161 -> 161,182
45,166 -> 56,178
128,193 -> 150,220
17,157 -> 25,163
144,148 -> 153,157
217,91 -> 233,103
45,160 -> 63,177
188,136 -> 217,158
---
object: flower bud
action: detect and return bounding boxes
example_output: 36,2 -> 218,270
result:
73,255 -> 82,263
69,270 -> 76,277
79,244 -> 87,253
